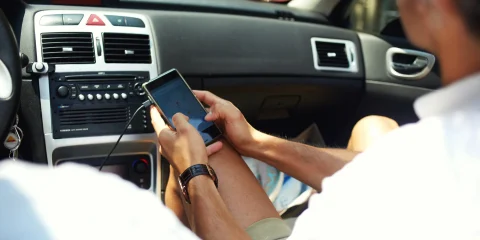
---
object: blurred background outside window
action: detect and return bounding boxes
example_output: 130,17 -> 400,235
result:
350,0 -> 399,34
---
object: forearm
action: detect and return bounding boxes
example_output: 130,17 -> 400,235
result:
248,132 -> 359,191
187,175 -> 250,240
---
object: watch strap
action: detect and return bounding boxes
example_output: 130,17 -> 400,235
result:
178,164 -> 218,204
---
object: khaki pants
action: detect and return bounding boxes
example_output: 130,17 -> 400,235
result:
246,218 -> 292,240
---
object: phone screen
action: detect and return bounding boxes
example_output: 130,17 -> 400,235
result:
145,70 -> 221,145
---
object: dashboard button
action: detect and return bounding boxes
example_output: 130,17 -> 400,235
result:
113,93 -> 119,100
40,15 -> 63,26
125,17 -> 145,28
79,84 -> 90,90
92,84 -> 102,90
106,15 -> 126,26
104,84 -> 113,90
96,94 -> 102,100
104,93 -> 111,100
121,93 -> 128,100
87,94 -> 94,101
63,14 -> 84,25
78,94 -> 85,101
86,14 -> 105,26
116,83 -> 126,90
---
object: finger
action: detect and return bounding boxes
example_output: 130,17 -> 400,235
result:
158,127 -> 176,146
206,141 -> 223,156
205,102 -> 236,122
150,106 -> 168,133
193,90 -> 225,107
172,113 -> 192,132
204,106 -> 218,122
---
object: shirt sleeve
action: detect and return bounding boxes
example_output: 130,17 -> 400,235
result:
0,161 -> 199,240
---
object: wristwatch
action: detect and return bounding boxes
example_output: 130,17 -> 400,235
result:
178,164 -> 218,204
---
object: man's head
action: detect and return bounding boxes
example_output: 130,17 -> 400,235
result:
397,0 -> 480,84
397,0 -> 480,52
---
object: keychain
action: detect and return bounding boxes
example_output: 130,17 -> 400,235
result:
3,115 -> 23,161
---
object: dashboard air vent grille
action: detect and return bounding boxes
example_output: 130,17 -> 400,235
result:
314,42 -> 349,68
41,32 -> 95,64
311,38 -> 358,72
58,107 -> 129,126
103,33 -> 152,64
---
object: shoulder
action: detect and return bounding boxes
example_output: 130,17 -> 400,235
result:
0,161 -> 199,240
289,110 -> 480,239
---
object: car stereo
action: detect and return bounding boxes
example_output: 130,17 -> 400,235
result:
49,71 -> 154,139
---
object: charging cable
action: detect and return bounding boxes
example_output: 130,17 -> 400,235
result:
99,100 -> 152,171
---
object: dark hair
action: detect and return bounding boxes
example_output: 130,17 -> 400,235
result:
456,1 -> 480,37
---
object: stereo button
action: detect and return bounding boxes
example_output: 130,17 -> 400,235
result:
113,93 -> 119,100
121,93 -> 128,99
78,94 -> 85,101
87,94 -> 94,101
96,94 -> 102,100
92,84 -> 102,90
105,93 -> 111,100
79,85 -> 90,90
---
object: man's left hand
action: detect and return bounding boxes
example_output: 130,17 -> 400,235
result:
150,107 -> 223,173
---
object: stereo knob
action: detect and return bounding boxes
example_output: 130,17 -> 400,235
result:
134,82 -> 145,96
134,159 -> 149,174
104,93 -> 111,100
96,94 -> 102,100
78,94 -> 85,101
56,85 -> 69,98
121,93 -> 128,100
113,93 -> 119,100
87,94 -> 94,101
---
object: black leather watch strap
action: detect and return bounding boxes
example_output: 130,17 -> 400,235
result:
178,164 -> 218,204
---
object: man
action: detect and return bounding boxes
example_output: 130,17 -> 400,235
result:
154,0 -> 480,239
0,0 -> 479,239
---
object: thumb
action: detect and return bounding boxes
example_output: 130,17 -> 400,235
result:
172,113 -> 191,132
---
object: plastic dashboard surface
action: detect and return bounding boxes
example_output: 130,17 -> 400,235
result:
21,4 -> 365,81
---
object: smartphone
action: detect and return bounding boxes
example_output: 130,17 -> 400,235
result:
143,69 -> 222,145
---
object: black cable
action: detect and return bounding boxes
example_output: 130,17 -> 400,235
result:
99,100 -> 152,171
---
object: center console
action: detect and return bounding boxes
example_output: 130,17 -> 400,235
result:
35,10 -> 159,191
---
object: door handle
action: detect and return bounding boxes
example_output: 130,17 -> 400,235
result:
386,48 -> 435,80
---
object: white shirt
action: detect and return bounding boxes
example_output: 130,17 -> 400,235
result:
1,74 -> 480,240
0,162 -> 199,240
289,73 -> 480,239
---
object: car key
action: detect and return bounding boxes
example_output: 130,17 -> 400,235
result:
3,115 -> 23,161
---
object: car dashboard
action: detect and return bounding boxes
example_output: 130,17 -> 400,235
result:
7,1 -> 440,197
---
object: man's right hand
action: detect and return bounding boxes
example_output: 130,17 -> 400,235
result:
194,90 -> 263,156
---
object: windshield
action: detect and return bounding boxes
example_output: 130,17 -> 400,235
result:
119,0 -> 342,16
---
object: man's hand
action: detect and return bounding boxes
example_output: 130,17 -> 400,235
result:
193,90 -> 263,156
150,107 -> 223,173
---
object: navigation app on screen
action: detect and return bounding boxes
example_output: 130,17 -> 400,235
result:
150,77 -> 216,143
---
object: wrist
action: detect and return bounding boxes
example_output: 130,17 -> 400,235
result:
188,175 -> 217,199
174,157 -> 208,174
242,130 -> 272,157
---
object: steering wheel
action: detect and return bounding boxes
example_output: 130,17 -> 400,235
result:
0,10 -> 21,143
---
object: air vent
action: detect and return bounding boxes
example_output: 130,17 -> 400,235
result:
103,33 -> 152,64
58,107 -> 129,126
41,32 -> 95,64
311,38 -> 358,72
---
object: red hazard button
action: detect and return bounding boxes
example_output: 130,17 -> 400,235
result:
86,14 -> 105,26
